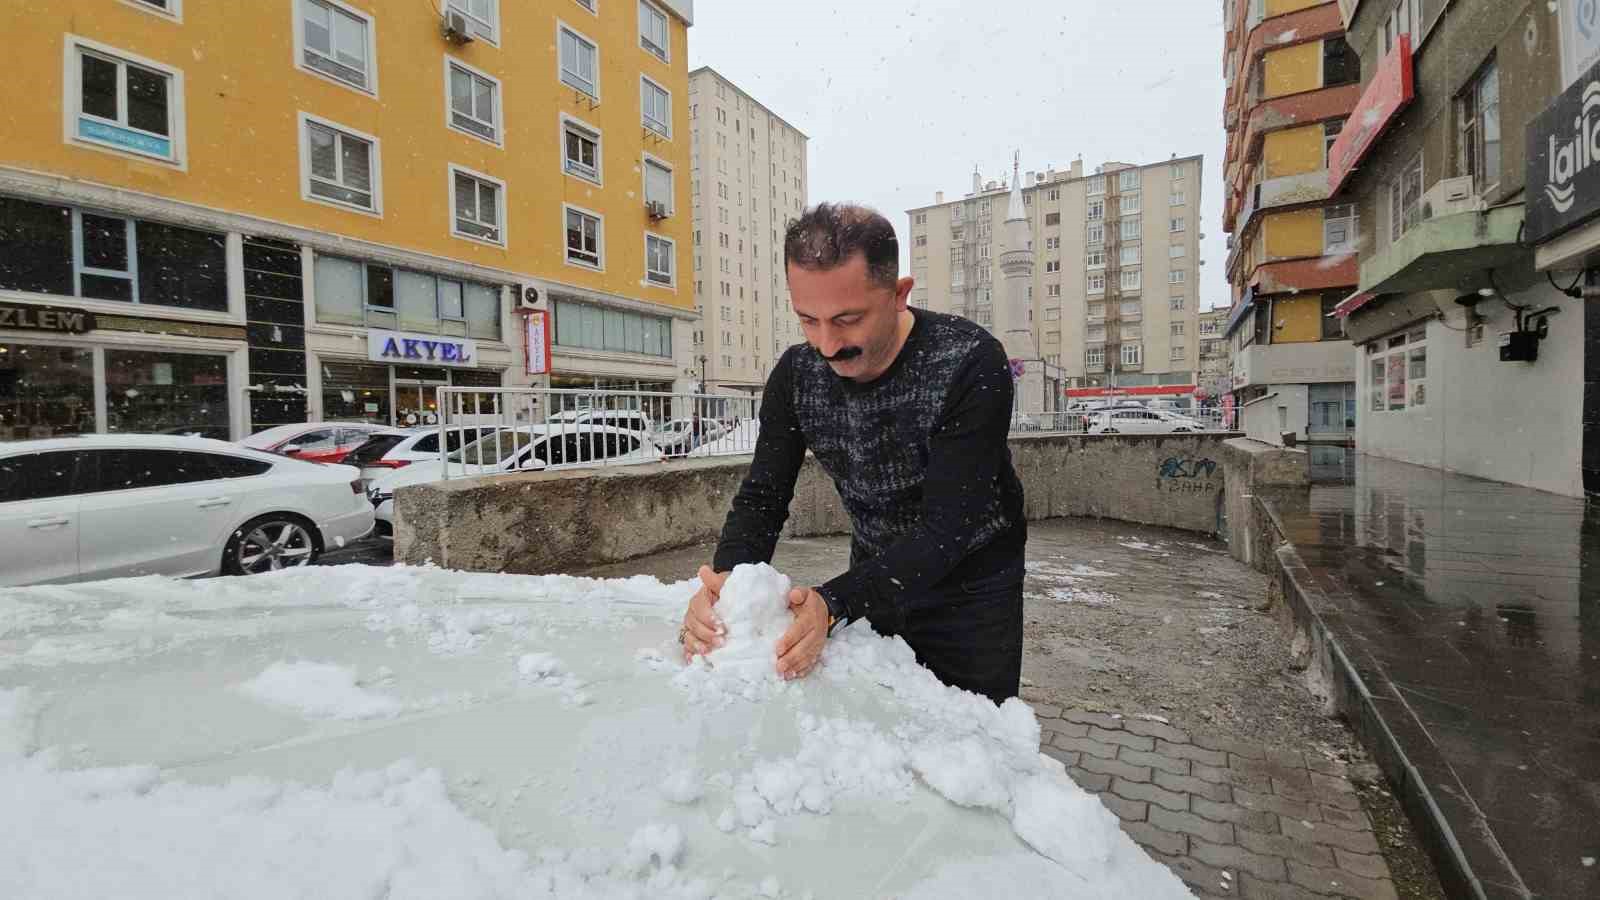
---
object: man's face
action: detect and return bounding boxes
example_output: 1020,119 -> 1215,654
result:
787,253 -> 914,382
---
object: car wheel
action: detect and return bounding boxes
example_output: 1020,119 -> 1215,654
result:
224,514 -> 321,575
1173,427 -> 1192,433
1101,428 -> 1119,434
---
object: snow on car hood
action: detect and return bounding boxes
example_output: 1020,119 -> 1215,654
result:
0,564 -> 1192,899
367,459 -> 500,495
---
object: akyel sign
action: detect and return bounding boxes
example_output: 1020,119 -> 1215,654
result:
367,329 -> 477,368
1327,35 -> 1414,195
1525,58 -> 1600,244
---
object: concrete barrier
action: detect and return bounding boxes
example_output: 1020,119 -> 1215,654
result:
396,432 -> 1239,574
1218,437 -> 1309,572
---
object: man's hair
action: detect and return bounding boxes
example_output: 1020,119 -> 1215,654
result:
783,203 -> 899,290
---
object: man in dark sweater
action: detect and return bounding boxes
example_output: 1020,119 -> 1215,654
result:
678,203 -> 1027,704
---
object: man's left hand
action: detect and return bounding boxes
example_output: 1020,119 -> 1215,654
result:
775,586 -> 829,680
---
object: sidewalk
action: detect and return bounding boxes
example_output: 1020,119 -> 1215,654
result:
1261,454 -> 1599,899
583,517 -> 1431,899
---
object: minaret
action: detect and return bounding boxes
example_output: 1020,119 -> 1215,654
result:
997,152 -> 1043,412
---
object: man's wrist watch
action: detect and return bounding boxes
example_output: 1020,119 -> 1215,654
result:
818,587 -> 847,637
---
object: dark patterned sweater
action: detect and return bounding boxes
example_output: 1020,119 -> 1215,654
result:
712,308 -> 1026,623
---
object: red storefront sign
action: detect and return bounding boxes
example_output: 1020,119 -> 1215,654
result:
1327,34 -> 1414,194
1064,384 -> 1196,398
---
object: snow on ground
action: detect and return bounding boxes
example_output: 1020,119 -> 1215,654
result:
0,563 -> 1191,899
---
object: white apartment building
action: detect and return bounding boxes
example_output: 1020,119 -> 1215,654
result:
908,156 -> 1205,398
688,67 -> 808,394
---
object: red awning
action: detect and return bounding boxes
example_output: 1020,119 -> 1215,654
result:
1332,290 -> 1376,318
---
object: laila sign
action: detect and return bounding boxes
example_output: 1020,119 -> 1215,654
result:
1525,58 -> 1600,245
367,329 -> 478,368
1327,34 -> 1414,195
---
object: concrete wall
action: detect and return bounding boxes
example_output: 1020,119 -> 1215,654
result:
1239,384 -> 1310,445
396,432 -> 1238,575
1349,282 -> 1585,497
1219,437 -> 1310,572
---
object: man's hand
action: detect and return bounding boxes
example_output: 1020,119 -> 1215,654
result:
775,586 -> 830,680
680,566 -> 728,661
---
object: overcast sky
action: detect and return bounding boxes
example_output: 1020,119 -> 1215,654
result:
687,0 -> 1230,310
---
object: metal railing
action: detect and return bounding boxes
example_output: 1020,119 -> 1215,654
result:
434,387 -> 761,480
1009,406 -> 1228,435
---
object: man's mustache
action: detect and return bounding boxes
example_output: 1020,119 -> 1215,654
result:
817,346 -> 864,362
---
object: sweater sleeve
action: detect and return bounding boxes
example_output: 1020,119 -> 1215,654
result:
816,339 -> 1015,622
711,349 -> 808,572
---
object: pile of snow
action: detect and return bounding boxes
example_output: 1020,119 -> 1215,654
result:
0,563 -> 1193,899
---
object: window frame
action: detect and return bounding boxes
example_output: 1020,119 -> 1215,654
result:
1168,269 -> 1187,285
642,152 -> 675,215
63,35 -> 187,167
1457,56 -> 1500,195
1170,190 -> 1187,206
444,55 -> 502,147
122,0 -> 182,22
1324,203 -> 1359,255
562,203 -> 605,271
292,0 -> 379,96
297,111 -> 383,216
645,232 -> 676,288
445,0 -> 499,45
560,113 -> 603,185
448,164 -> 506,247
638,0 -> 671,63
640,74 -> 672,138
558,21 -> 601,101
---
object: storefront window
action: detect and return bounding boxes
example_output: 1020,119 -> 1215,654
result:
321,361 -> 389,425
105,349 -> 229,435
314,255 -> 501,340
553,298 -> 672,358
0,343 -> 95,440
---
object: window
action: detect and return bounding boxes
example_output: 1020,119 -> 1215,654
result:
63,213 -> 228,311
1087,302 -> 1105,319
644,157 -> 673,212
298,0 -> 373,92
1169,191 -> 1186,206
553,298 -> 672,358
302,115 -> 379,213
1389,153 -> 1423,241
1087,201 -> 1104,221
1087,324 -> 1107,342
639,1 -> 670,61
1121,269 -> 1141,291
1170,295 -> 1186,311
1086,224 -> 1104,245
641,76 -> 671,137
1044,307 -> 1060,321
1170,217 -> 1185,233
1086,249 -> 1105,269
103,352 -> 229,437
1383,0 -> 1422,56
1045,260 -> 1060,273
1120,246 -> 1141,265
1323,36 -> 1358,87
1085,346 -> 1105,368
1120,194 -> 1141,214
915,235 -> 927,247
561,116 -> 601,183
450,167 -> 503,245
128,0 -> 179,17
1086,175 -> 1105,195
1045,212 -> 1061,226
1121,343 -> 1143,367
1458,58 -> 1500,193
446,0 -> 498,42
69,39 -> 181,163
559,25 -> 599,99
1324,204 -> 1358,255
1168,269 -> 1187,285
447,60 -> 499,144
646,234 -> 674,286
1171,322 -> 1185,336
1171,344 -> 1187,361
1170,164 -> 1184,181
1119,170 -> 1141,190
1087,273 -> 1105,294
1047,284 -> 1061,297
1048,188 -> 1060,201
564,206 -> 602,268
1169,244 -> 1186,259
1321,293 -> 1344,340
1121,217 -> 1141,241
1323,119 -> 1345,167
1369,355 -> 1386,412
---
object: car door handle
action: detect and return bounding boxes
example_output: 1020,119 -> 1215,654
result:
195,497 -> 233,509
26,516 -> 70,529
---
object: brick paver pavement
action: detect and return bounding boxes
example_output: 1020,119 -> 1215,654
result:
1036,707 -> 1398,900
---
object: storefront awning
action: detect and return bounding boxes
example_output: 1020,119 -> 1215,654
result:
1222,288 -> 1255,339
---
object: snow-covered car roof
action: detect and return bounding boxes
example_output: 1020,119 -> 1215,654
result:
1,433 -> 288,459
239,421 -> 387,448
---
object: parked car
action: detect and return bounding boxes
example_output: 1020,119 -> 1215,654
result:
545,408 -> 654,434
159,425 -> 232,441
655,418 -> 729,456
1087,409 -> 1203,435
366,424 -> 664,538
240,422 -> 390,464
1150,409 -> 1208,431
341,426 -> 495,486
0,434 -> 373,587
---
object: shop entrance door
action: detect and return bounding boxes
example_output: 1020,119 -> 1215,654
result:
394,380 -> 446,427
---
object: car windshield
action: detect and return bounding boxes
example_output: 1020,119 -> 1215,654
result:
448,430 -> 536,466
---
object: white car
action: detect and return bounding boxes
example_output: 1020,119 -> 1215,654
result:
341,426 -> 495,485
367,424 -> 664,538
654,418 -> 729,456
239,421 -> 391,465
0,434 -> 374,587
546,408 -> 655,434
1087,409 -> 1204,435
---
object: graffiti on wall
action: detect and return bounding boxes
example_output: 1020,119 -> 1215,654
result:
1159,457 -> 1218,494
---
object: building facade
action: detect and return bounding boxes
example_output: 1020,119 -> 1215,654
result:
0,0 -> 694,441
687,66 -> 808,395
1328,0 -> 1589,497
907,155 -> 1205,410
1220,0 -> 1361,445
1197,308 -> 1231,404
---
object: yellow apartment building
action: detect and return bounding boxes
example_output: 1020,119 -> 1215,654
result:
0,0 -> 694,441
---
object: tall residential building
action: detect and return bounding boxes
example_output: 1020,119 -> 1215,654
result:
907,156 -> 1205,408
1219,0 -> 1359,444
687,66 -> 808,394
0,0 -> 693,441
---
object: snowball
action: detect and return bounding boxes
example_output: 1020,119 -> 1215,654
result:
659,770 -> 703,806
236,662 -> 401,720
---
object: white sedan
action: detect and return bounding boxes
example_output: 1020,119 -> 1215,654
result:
367,424 -> 663,538
0,434 -> 374,587
1087,409 -> 1205,434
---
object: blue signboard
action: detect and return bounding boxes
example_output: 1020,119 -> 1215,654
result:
78,118 -> 172,159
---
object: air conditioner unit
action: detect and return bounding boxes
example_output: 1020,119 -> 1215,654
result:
516,283 -> 542,312
1420,176 -> 1480,220
442,10 -> 475,44
646,200 -> 670,220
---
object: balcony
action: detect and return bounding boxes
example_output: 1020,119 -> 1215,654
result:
1226,83 -> 1362,196
1356,204 -> 1527,296
1230,339 -> 1355,391
1227,170 -> 1333,236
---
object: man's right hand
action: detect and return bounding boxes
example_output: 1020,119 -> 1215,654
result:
681,565 -> 729,660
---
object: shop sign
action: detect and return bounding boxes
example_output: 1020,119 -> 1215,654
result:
525,310 -> 551,375
1560,0 -> 1600,91
1327,34 -> 1415,195
1525,58 -> 1600,244
367,329 -> 477,368
0,301 -> 96,334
